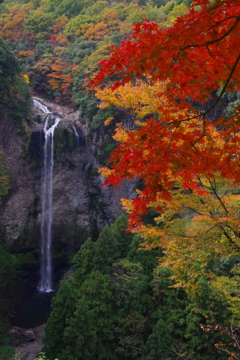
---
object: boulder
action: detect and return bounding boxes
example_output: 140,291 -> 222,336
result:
22,330 -> 35,342
8,328 -> 22,346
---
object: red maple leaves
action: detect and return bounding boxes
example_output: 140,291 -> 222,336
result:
92,0 -> 240,104
92,0 -> 240,228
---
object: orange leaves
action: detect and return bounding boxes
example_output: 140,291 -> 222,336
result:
46,59 -> 74,100
203,324 -> 240,360
97,79 -> 240,230
84,22 -> 109,41
0,4 -> 32,42
91,0 -> 240,105
33,55 -> 75,103
50,33 -> 68,46
95,66 -> 240,290
17,50 -> 35,58
93,0 -> 240,234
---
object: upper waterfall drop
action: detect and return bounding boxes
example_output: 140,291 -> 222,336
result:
33,99 -> 51,114
34,99 -> 61,293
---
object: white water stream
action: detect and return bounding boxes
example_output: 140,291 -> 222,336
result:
72,124 -> 80,147
34,100 -> 61,292
33,99 -> 51,114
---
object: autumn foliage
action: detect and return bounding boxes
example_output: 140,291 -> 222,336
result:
92,0 -> 240,101
93,0 -> 240,230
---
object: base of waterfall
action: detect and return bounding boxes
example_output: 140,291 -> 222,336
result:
38,281 -> 55,293
11,291 -> 54,329
38,287 -> 54,293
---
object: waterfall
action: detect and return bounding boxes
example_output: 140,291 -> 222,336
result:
72,124 -> 80,147
34,99 -> 61,293
33,99 -> 51,114
39,116 -> 61,292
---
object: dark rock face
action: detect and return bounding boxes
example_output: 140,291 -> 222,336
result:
0,98 -> 136,253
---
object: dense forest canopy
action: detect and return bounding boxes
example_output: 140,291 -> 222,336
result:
0,0 -> 193,133
0,0 -> 189,105
43,215 -> 236,360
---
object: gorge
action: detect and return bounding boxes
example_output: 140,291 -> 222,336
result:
0,93 -> 136,332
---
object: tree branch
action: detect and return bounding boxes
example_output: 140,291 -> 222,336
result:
181,17 -> 240,50
205,175 -> 229,214
167,54 -> 240,127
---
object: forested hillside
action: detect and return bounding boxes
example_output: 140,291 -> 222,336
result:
0,0 -> 190,132
43,215 -> 233,360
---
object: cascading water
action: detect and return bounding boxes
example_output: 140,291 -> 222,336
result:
34,99 -> 61,293
72,124 -> 80,147
39,116 -> 61,292
33,99 -> 51,114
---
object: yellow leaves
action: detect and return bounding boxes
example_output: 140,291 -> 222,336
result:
53,46 -> 67,57
95,79 -> 240,296
56,33 -> 68,45
137,224 -> 164,241
121,198 -> 134,214
84,22 -> 109,41
167,3 -> 189,25
96,79 -> 169,122
17,50 -> 35,58
96,87 -> 120,108
98,166 -> 114,178
104,117 -> 114,126
113,123 -> 129,142
22,74 -> 30,84
34,57 -> 52,73
121,175 -> 240,293
48,78 -> 60,90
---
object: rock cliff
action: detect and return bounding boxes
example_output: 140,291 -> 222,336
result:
0,96 -> 135,255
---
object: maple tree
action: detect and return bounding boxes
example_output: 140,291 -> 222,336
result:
92,0 -> 240,231
135,176 -> 240,291
46,58 -> 75,102
96,80 -> 240,292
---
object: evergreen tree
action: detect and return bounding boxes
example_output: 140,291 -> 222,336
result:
93,225 -> 121,271
43,277 -> 77,360
73,237 -> 96,284
44,216 -> 233,360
